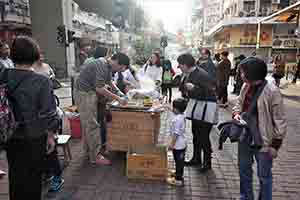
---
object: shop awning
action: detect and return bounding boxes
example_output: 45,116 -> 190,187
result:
257,2 -> 300,48
259,2 -> 300,24
206,17 -> 265,37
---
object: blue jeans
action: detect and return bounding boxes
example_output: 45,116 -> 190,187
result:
238,143 -> 273,200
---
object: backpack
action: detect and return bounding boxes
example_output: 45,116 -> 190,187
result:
0,70 -> 25,145
163,69 -> 173,84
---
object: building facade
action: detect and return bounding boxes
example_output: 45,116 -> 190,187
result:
203,0 -> 299,64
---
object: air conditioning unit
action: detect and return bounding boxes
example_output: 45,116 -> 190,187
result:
239,11 -> 245,17
272,0 -> 280,4
249,11 -> 256,17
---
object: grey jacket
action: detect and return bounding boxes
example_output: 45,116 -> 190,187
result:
233,82 -> 287,147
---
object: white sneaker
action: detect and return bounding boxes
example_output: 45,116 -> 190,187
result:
0,169 -> 6,178
166,177 -> 184,186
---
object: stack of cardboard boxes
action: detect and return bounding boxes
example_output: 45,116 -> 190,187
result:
107,109 -> 168,181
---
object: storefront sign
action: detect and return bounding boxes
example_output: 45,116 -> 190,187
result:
217,24 -> 272,48
273,38 -> 300,48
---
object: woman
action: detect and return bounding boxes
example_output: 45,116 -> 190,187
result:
141,53 -> 163,89
33,50 -> 55,78
272,55 -> 285,87
2,36 -> 59,200
233,57 -> 287,200
161,59 -> 175,103
177,53 -> 217,172
114,66 -> 139,94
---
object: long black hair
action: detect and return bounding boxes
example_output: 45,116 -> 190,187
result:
239,57 -> 267,81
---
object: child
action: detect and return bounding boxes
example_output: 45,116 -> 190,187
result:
45,134 -> 64,193
167,98 -> 187,186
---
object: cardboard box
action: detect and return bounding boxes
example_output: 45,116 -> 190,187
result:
126,146 -> 168,181
107,110 -> 161,151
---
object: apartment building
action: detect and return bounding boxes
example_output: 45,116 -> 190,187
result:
204,0 -> 299,63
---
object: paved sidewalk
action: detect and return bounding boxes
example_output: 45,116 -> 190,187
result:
0,84 -> 300,200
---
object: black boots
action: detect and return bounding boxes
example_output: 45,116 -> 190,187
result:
185,150 -> 201,166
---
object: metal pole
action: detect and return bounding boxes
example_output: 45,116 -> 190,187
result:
256,22 -> 261,49
256,0 -> 261,17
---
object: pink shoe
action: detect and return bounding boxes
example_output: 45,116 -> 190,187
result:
94,155 -> 111,165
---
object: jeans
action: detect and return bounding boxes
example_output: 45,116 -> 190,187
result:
45,146 -> 62,178
238,142 -> 273,200
173,149 -> 186,181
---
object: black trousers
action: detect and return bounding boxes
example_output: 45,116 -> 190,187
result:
98,103 -> 107,146
6,136 -> 47,200
161,84 -> 172,102
173,149 -> 186,181
293,68 -> 300,83
217,85 -> 228,104
191,120 -> 213,164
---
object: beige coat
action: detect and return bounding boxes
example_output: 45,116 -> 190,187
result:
233,82 -> 287,147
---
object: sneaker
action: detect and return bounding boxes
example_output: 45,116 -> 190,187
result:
48,176 -> 64,192
94,154 -> 111,165
0,169 -> 6,178
168,169 -> 176,178
166,177 -> 184,186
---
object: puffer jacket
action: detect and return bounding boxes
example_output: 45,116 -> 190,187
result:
232,82 -> 287,147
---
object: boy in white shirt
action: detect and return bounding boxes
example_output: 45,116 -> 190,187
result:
167,98 -> 187,186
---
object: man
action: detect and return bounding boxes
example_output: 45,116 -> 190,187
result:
75,53 -> 129,166
233,55 -> 246,95
197,48 -> 216,80
292,54 -> 300,84
0,41 -> 14,71
217,51 -> 231,107
233,57 -> 287,200
79,45 -> 92,67
178,53 -> 217,172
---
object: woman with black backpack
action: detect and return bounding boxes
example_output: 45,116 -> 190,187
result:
1,36 -> 59,200
161,59 -> 175,103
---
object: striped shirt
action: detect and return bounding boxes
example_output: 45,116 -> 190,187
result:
75,58 -> 112,92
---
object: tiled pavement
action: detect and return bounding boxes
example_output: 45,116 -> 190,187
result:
0,84 -> 300,200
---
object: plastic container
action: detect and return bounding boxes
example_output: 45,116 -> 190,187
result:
69,116 -> 81,139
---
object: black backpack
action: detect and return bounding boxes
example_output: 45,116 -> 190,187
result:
0,70 -> 25,145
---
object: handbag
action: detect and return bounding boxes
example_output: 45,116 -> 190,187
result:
185,99 -> 218,124
51,78 -> 62,90
218,81 -> 267,149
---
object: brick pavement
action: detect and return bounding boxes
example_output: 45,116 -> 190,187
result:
0,85 -> 300,200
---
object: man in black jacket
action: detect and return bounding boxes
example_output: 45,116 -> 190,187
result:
197,48 -> 216,80
217,51 -> 231,107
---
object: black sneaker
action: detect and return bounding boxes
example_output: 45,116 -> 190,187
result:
200,164 -> 212,173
